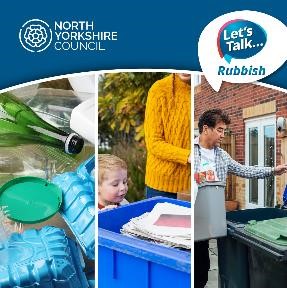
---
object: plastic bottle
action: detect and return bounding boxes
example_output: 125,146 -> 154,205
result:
0,92 -> 84,154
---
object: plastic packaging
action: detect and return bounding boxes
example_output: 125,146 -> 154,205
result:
0,176 -> 62,223
68,75 -> 95,100
0,226 -> 88,287
70,98 -> 95,144
52,155 -> 95,259
86,270 -> 95,288
0,92 -> 84,154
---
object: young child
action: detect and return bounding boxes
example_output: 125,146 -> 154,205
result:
98,154 -> 129,210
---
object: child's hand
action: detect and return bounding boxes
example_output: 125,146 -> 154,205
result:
100,205 -> 118,211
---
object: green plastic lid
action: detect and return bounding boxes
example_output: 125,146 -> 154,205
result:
0,176 -> 62,224
245,217 -> 287,246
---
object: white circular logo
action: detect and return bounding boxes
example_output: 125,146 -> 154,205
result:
19,19 -> 52,52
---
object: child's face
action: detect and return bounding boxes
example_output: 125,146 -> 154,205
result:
99,168 -> 128,204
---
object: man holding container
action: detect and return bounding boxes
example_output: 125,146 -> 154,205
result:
194,109 -> 287,288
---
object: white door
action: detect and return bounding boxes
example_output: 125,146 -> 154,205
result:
245,116 -> 276,208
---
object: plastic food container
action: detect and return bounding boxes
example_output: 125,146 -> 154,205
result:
0,226 -> 88,287
0,176 -> 62,224
52,155 -> 95,259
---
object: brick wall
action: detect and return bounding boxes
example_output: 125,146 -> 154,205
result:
195,76 -> 287,207
235,177 -> 245,209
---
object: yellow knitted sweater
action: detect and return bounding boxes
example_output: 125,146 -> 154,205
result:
144,74 -> 191,193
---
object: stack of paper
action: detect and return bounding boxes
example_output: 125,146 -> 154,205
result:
121,202 -> 191,249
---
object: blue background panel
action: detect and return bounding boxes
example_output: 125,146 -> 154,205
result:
0,0 -> 285,90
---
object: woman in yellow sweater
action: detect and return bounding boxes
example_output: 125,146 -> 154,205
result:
144,73 -> 191,198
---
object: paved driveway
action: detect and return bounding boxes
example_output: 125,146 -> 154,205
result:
206,239 -> 218,288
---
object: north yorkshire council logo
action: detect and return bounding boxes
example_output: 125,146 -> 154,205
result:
19,19 -> 52,52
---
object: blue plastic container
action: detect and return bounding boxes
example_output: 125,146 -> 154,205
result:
86,270 -> 95,288
0,226 -> 88,288
98,197 -> 191,288
52,155 -> 95,260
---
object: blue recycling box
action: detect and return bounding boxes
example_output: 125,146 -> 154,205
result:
0,226 -> 88,288
98,197 -> 191,288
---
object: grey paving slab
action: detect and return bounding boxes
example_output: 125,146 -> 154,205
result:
206,240 -> 218,288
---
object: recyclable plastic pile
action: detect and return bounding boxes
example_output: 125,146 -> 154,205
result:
0,226 -> 89,287
0,207 -> 22,242
0,155 -> 95,288
52,155 -> 95,259
121,202 -> 191,249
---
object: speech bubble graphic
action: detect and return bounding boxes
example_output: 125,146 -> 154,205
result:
199,11 -> 287,91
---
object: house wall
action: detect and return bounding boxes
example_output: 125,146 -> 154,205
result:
194,76 -> 287,208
